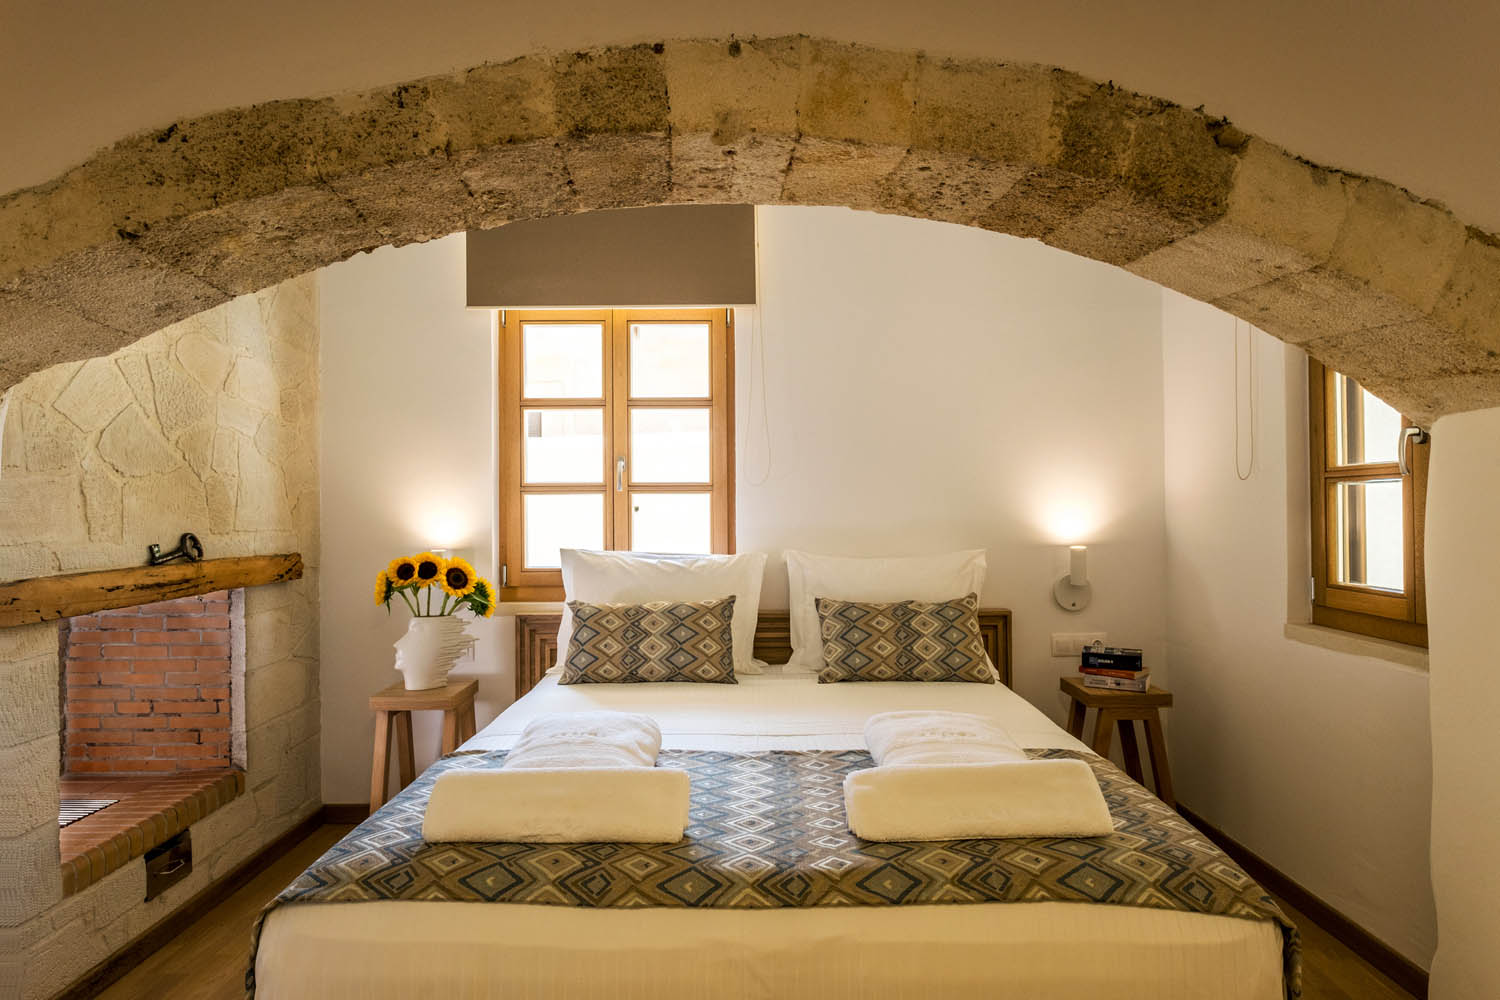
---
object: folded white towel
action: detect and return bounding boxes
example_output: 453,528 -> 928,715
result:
423,711 -> 689,843
423,766 -> 691,843
844,759 -> 1115,841
504,710 -> 663,770
864,710 -> 1028,766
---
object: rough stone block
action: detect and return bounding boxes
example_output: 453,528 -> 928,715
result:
121,466 -> 209,544
781,139 -> 906,210
226,357 -> 280,413
558,134 -> 670,212
245,605 -> 297,669
1224,139 -> 1349,264
216,395 -> 263,437
0,473 -> 84,546
668,132 -> 795,206
113,351 -> 155,413
136,185 -> 378,297
0,822 -> 62,926
174,332 -> 234,392
326,156 -> 473,248
98,406 -> 179,477
455,140 -> 573,233
1124,105 -> 1237,225
1052,77 -> 1160,182
1364,371 -> 1500,424
0,546 -> 57,585
664,37 -> 802,140
146,353 -> 213,438
19,401 -> 83,474
798,40 -> 917,147
553,45 -> 669,137
1328,179 -> 1468,313
975,167 -> 1116,241
0,736 -> 58,837
12,243 -> 227,341
1431,231 -> 1500,354
912,58 -> 1060,165
1045,188 -> 1201,266
427,55 -> 557,150
877,151 -> 1027,226
0,173 -> 119,288
234,447 -> 290,532
80,453 -> 122,543
178,422 -> 215,480
1216,266 -> 1427,346
1127,221 -> 1318,302
50,358 -> 131,434
0,624 -> 55,665
1304,319 -> 1500,385
0,653 -> 58,751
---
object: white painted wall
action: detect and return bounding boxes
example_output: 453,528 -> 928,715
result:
318,233 -> 510,803
1426,406 -> 1500,1000
317,207 -> 1169,801
1160,289 -> 1437,966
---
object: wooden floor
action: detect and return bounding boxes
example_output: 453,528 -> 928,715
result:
96,824 -> 1415,999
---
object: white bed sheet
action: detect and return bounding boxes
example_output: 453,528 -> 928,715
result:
256,673 -> 1285,1000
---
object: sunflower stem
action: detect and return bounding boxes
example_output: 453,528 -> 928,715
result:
398,588 -> 419,616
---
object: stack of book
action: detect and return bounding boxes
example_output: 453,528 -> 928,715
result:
1079,645 -> 1148,692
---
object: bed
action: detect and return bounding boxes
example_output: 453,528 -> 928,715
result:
252,610 -> 1295,999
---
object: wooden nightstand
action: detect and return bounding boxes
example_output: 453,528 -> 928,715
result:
369,678 -> 479,815
1059,676 -> 1175,806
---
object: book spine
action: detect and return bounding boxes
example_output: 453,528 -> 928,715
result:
1079,667 -> 1149,680
1080,653 -> 1144,670
1081,676 -> 1149,692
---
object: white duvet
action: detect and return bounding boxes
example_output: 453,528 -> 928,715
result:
255,671 -> 1285,1000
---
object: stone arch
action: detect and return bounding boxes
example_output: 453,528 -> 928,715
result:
2,36 -> 1497,424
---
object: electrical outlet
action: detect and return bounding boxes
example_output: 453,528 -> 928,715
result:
1050,632 -> 1108,657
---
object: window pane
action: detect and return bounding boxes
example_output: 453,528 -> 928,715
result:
523,409 -> 604,483
630,323 -> 710,398
523,493 -> 604,569
1334,478 -> 1404,591
523,323 -> 603,398
1333,373 -> 1401,466
631,493 -> 711,554
631,408 -> 710,483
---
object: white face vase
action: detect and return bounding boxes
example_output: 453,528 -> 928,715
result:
394,619 -> 445,690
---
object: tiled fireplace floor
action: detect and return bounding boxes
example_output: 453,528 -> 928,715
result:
58,770 -> 245,895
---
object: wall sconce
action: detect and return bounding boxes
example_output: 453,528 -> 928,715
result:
1053,545 -> 1092,612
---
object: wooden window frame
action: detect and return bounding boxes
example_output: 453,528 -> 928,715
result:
1308,359 -> 1428,646
499,308 -> 735,602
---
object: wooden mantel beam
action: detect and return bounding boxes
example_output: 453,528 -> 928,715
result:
0,553 -> 303,628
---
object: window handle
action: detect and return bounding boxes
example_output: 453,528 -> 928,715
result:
616,457 -> 626,492
1398,426 -> 1429,476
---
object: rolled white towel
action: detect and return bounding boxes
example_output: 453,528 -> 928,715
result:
423,766 -> 691,843
864,710 -> 1027,766
505,710 -> 663,769
844,759 -> 1114,841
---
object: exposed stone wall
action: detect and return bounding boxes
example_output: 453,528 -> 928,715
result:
0,275 -> 320,1000
0,37 -> 1497,423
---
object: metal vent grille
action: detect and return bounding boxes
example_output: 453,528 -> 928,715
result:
58,798 -> 117,828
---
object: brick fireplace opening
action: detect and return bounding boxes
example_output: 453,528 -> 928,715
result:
60,590 -> 241,774
54,589 -> 248,895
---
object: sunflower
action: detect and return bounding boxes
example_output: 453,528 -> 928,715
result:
469,577 -> 497,617
373,569 -> 394,606
412,552 -> 444,587
386,556 -> 419,588
440,556 -> 478,598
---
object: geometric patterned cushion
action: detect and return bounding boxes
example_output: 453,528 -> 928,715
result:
816,592 -> 994,683
561,596 -> 738,684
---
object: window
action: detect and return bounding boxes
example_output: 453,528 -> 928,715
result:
499,309 -> 735,601
1308,360 -> 1428,646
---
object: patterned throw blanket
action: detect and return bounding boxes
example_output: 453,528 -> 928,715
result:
250,749 -> 1300,998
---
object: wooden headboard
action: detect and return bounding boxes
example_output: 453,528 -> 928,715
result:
514,608 -> 1013,699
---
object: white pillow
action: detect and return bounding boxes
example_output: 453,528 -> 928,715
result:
784,549 -> 988,672
556,549 -> 769,675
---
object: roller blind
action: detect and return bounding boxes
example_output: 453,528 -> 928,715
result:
466,204 -> 756,308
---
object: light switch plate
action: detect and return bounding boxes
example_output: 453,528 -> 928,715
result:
1050,632 -> 1108,657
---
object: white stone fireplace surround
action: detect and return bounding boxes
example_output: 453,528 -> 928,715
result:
0,277 -> 320,999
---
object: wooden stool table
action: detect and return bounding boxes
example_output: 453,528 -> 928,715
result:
369,678 -> 478,814
1060,676 -> 1175,807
